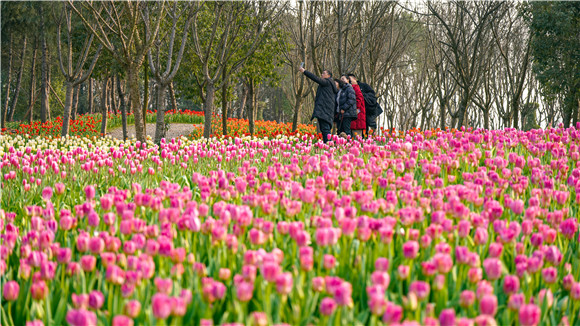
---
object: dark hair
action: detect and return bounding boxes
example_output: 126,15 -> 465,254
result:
323,70 -> 333,77
340,74 -> 351,83
334,78 -> 345,88
347,73 -> 357,80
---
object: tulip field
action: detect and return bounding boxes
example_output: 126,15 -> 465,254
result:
2,124 -> 580,326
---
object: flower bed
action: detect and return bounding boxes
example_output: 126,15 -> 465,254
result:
1,126 -> 580,326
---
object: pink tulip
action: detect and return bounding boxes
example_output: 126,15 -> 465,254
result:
483,258 -> 502,280
320,297 -> 337,316
84,185 -> 95,200
538,289 -> 553,308
508,293 -> 525,311
124,300 -> 141,318
519,304 -> 541,326
80,255 -> 96,272
312,277 -> 325,292
403,241 -> 420,259
66,309 -> 97,326
151,293 -> 172,320
154,277 -> 173,295
219,268 -> 231,280
398,266 -> 410,281
261,262 -> 280,282
479,294 -> 498,316
30,280 -> 48,300
323,254 -> 336,270
88,290 -> 104,310
375,257 -> 389,272
112,315 -> 134,326
236,281 -> 254,302
89,237 -> 105,254
3,281 -> 19,301
439,309 -> 456,326
459,290 -> 475,308
409,281 -> 430,300
276,272 -> 293,295
542,267 -> 558,284
382,302 -> 403,324
72,293 -> 89,309
503,275 -> 520,295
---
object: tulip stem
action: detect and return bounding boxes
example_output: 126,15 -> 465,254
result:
8,302 -> 15,326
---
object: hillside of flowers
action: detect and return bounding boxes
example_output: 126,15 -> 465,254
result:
2,125 -> 580,326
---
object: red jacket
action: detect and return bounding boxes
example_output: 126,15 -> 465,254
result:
351,84 -> 367,130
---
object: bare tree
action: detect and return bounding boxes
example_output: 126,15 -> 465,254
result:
2,34 -> 13,129
491,3 -> 532,129
116,74 -> 128,140
68,0 -> 166,141
427,1 -> 502,128
26,38 -> 38,124
190,1 -> 285,138
55,4 -> 102,137
7,37 -> 27,123
39,4 -> 50,123
148,2 -> 194,143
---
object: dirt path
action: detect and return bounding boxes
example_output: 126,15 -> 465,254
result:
107,123 -> 202,140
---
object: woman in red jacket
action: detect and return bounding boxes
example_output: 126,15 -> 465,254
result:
343,74 -> 366,138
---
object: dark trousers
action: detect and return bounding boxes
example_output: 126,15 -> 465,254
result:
319,119 -> 332,143
338,117 -> 354,137
366,115 -> 377,138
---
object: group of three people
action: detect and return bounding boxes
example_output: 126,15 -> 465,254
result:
298,66 -> 383,143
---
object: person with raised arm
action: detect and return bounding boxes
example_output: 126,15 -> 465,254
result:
299,66 -> 337,143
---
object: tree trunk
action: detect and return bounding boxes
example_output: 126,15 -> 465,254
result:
40,8 -> 50,123
203,82 -> 215,138
2,35 -> 13,130
128,66 -> 145,141
248,79 -> 255,135
169,82 -> 178,112
512,99 -> 519,129
27,41 -> 38,124
8,37 -> 27,122
237,84 -> 247,119
88,79 -> 94,114
117,75 -> 128,141
100,77 -> 109,135
562,92 -> 577,128
483,108 -> 490,130
222,71 -> 229,135
110,77 -> 118,115
142,63 -> 149,134
61,81 -> 76,136
154,83 -> 168,143
71,84 -> 80,120
439,98 -> 446,130
456,93 -> 469,128
292,96 -> 303,132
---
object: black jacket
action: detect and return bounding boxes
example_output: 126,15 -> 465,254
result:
304,70 -> 337,124
359,82 -> 383,118
337,84 -> 358,119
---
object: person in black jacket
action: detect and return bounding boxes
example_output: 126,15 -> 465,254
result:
351,76 -> 384,137
335,78 -> 357,137
299,67 -> 337,143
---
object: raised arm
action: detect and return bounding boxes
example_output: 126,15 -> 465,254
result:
303,70 -> 330,87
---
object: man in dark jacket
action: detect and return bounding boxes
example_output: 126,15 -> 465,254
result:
357,79 -> 384,137
299,66 -> 337,143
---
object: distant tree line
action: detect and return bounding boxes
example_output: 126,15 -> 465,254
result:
1,1 -> 578,140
